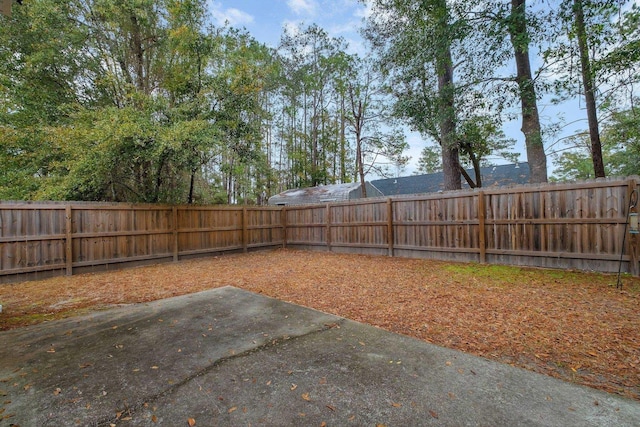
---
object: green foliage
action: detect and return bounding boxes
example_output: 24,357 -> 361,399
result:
552,107 -> 640,181
415,145 -> 442,174
0,0 -> 274,204
1,0 -> 637,203
456,115 -> 519,169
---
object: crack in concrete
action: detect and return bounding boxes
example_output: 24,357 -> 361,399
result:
93,319 -> 346,426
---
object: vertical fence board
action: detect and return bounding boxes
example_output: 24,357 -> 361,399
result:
65,206 -> 72,275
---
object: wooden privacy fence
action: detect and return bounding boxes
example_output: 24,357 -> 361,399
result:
284,177 -> 640,275
1,177 -> 639,283
0,203 -> 284,283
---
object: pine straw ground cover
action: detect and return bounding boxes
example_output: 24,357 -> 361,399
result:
1,249 -> 639,400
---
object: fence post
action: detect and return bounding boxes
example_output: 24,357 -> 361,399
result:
242,207 -> 248,253
172,206 -> 179,262
65,205 -> 73,276
628,179 -> 639,277
478,191 -> 486,264
387,198 -> 394,257
281,207 -> 287,249
326,204 -> 332,251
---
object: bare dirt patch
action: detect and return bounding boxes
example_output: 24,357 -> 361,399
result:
1,249 -> 639,400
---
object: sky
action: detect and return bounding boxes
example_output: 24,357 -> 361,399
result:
207,0 -> 369,52
205,0 -> 601,178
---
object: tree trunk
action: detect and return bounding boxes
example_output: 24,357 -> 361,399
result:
188,168 -> 196,204
438,44 -> 461,191
573,0 -> 605,178
340,94 -> 347,182
130,15 -> 146,93
509,0 -> 548,183
357,139 -> 367,197
350,86 -> 367,197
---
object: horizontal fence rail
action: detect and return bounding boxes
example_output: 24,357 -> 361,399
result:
1,177 -> 638,283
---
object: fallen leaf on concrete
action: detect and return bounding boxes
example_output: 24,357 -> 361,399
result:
53,388 -> 61,395
228,406 -> 237,413
290,384 -> 297,391
301,393 -> 311,401
391,402 -> 402,408
151,414 -> 158,423
187,417 -> 196,426
429,410 -> 439,419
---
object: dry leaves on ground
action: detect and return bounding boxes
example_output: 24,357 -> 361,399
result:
1,249 -> 639,400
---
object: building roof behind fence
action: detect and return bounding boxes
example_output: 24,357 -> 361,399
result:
371,163 -> 530,196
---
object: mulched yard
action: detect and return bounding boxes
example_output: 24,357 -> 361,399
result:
1,249 -> 639,401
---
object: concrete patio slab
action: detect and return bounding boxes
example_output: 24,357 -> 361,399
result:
1,286 -> 638,426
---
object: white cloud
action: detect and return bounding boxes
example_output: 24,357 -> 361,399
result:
209,1 -> 254,27
327,20 -> 357,36
282,19 -> 303,37
287,0 -> 318,16
343,37 -> 365,55
354,1 -> 375,20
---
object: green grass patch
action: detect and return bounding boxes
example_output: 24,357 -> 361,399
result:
442,263 -> 530,286
439,263 -> 635,290
0,307 -> 97,331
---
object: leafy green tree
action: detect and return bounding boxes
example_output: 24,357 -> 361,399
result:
456,115 -> 519,187
363,0 -> 464,191
1,0 -> 275,204
546,1 -> 640,178
507,0 -> 548,183
570,0 -> 605,177
415,146 -> 442,175
0,0 -> 94,199
212,30 -> 274,203
552,107 -> 640,180
414,115 -> 519,186
277,24 -> 351,188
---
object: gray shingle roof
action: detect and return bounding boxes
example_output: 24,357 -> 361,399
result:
371,163 -> 530,196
